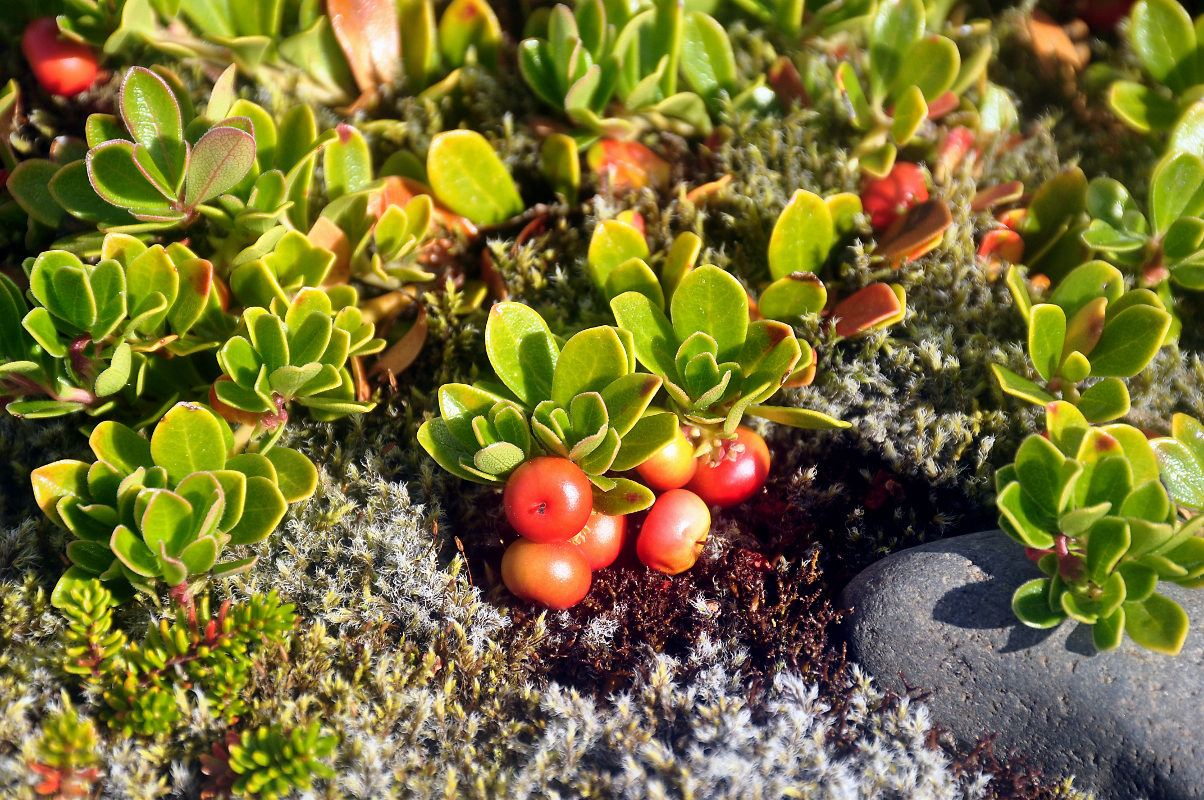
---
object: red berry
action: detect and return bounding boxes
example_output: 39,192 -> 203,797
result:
501,538 -> 591,609
636,489 -> 711,575
570,510 -> 627,571
860,162 -> 929,231
503,457 -> 593,542
687,427 -> 771,508
635,425 -> 697,491
22,18 -> 99,97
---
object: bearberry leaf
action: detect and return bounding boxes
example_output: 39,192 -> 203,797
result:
150,403 -> 229,483
1130,0 -> 1196,94
225,475 -> 287,545
1086,304 -> 1171,377
1150,151 -> 1204,235
262,447 -> 317,504
768,190 -> 833,280
427,130 -> 523,225
1125,592 -> 1189,655
592,476 -> 654,515
1012,578 -> 1064,628
485,303 -> 559,407
184,125 -> 256,209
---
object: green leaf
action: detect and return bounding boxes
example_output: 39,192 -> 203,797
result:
599,374 -> 662,437
758,274 -> 827,321
140,489 -> 195,556
890,34 -> 958,103
1015,433 -> 1070,514
1076,378 -> 1130,423
225,475 -> 287,545
150,403 -> 229,483
868,0 -> 924,103
474,442 -> 527,475
1093,607 -> 1125,651
592,476 -> 655,515
605,258 -> 664,308
552,327 -> 630,408
768,190 -> 834,280
1012,578 -> 1064,628
744,404 -> 851,429
110,524 -> 158,578
119,67 -> 185,190
1049,261 -> 1125,320
610,411 -> 679,471
991,364 -> 1056,407
485,303 -> 559,407
65,537 -> 115,573
7,159 -> 64,228
541,133 -> 580,204
224,453 -> 278,483
1150,151 -> 1204,234
1087,517 -> 1130,585
1120,562 -> 1159,602
680,12 -> 736,101
1062,572 -> 1126,624
88,421 -> 152,474
85,141 -> 175,212
427,130 -> 523,225
1153,437 -> 1204,509
1027,304 -> 1066,383
93,343 -> 132,398
31,460 -> 90,527
1130,0 -> 1197,93
889,85 -> 927,145
210,470 -> 247,532
835,61 -> 871,129
1059,501 -> 1112,536
440,0 -> 501,68
1170,100 -> 1204,155
1121,478 -> 1171,522
323,124 -> 371,202
670,265 -> 747,363
1124,592 -> 1189,654
1087,304 -> 1171,378
178,536 -> 218,575
263,447 -> 318,503
1107,81 -> 1181,133
184,125 -> 256,209
997,481 -> 1056,549
610,291 -> 679,383
589,220 -> 650,290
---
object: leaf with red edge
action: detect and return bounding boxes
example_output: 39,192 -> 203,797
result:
832,282 -> 905,338
183,126 -> 256,209
876,199 -> 952,266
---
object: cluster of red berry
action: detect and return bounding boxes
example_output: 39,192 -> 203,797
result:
499,426 -> 772,608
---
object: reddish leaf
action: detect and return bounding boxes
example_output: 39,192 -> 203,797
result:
371,307 -> 429,379
587,140 -> 671,194
767,56 -> 809,108
971,180 -> 1024,212
977,228 -> 1025,279
307,216 -> 352,285
685,174 -> 732,203
1025,10 -> 1088,73
926,90 -> 960,119
831,283 -> 904,338
876,199 -> 952,267
328,0 -> 401,99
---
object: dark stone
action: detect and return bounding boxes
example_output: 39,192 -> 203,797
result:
840,529 -> 1204,800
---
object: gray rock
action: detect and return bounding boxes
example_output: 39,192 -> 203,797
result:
840,529 -> 1204,800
